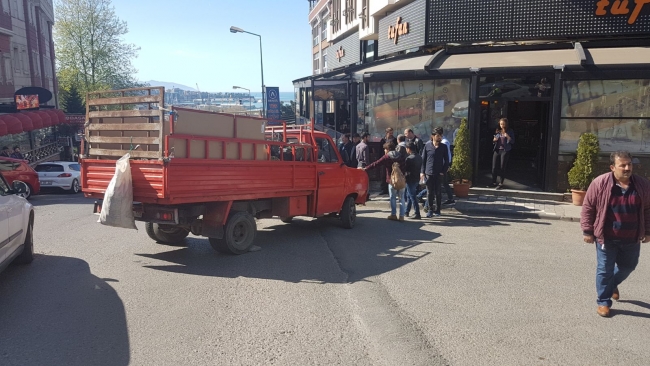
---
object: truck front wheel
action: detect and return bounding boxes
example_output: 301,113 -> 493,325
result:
145,222 -> 189,245
340,196 -> 356,229
209,211 -> 256,255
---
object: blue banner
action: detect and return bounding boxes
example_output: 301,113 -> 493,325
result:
266,87 -> 282,123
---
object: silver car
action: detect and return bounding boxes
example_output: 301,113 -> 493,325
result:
35,161 -> 81,193
0,173 -> 34,273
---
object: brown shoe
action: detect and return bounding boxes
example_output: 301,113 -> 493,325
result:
597,305 -> 611,317
387,215 -> 398,221
399,216 -> 405,222
612,288 -> 620,301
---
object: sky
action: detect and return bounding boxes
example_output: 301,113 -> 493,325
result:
107,0 -> 312,93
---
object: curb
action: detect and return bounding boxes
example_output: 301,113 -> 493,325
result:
362,199 -> 580,222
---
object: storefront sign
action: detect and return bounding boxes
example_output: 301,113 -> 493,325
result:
15,95 -> 39,110
378,0 -> 426,56
327,31 -> 360,69
65,114 -> 85,126
596,0 -> 650,24
427,0 -> 650,45
266,87 -> 282,123
388,17 -> 409,44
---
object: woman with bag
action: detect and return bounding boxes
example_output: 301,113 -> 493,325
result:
361,141 -> 407,221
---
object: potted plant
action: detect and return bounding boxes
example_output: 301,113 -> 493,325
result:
567,132 -> 600,206
449,117 -> 472,198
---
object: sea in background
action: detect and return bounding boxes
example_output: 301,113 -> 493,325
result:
242,92 -> 293,110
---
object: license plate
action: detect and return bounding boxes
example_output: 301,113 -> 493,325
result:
41,181 -> 52,185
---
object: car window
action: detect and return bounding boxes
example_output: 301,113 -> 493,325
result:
35,164 -> 64,172
68,164 -> 81,171
0,161 -> 15,171
315,138 -> 339,163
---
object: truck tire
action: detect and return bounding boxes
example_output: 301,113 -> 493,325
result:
145,222 -> 189,245
209,211 -> 256,255
280,216 -> 294,223
14,215 -> 34,265
340,196 -> 356,229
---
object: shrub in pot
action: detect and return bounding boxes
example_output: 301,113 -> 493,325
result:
567,132 -> 600,206
449,117 -> 472,198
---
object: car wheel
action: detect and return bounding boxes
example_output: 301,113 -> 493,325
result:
209,211 -> 256,255
340,196 -> 356,229
14,181 -> 32,199
69,179 -> 80,194
14,216 -> 34,265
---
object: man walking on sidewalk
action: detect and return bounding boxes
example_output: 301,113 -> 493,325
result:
581,151 -> 650,317
420,129 -> 449,218
404,142 -> 422,220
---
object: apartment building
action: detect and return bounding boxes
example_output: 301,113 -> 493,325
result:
297,0 -> 650,193
0,0 -> 57,108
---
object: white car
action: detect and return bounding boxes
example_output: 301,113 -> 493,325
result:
0,173 -> 34,273
35,161 -> 81,193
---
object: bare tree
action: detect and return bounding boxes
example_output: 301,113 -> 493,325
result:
54,0 -> 140,95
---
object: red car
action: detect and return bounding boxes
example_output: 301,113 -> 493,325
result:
0,157 -> 40,199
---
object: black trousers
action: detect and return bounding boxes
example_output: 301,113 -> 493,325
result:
426,174 -> 443,214
492,150 -> 510,185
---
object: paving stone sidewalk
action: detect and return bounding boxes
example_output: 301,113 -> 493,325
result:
366,192 -> 582,222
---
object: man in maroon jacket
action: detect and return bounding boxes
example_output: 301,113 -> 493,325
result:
581,150 -> 650,317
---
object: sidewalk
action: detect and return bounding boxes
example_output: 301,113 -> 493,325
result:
365,191 -> 582,222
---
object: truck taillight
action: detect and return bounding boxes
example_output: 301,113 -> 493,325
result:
156,212 -> 174,221
58,173 -> 72,177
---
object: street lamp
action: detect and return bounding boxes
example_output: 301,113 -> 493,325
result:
233,86 -> 251,112
230,26 -> 265,118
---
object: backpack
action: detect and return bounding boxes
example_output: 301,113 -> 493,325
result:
390,161 -> 406,190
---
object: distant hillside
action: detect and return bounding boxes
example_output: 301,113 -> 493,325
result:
142,80 -> 197,91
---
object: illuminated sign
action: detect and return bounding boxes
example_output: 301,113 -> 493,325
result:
15,94 -> 39,110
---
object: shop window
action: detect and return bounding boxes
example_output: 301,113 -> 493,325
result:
366,79 -> 470,142
479,76 -> 553,99
559,79 -> 650,155
363,40 -> 376,63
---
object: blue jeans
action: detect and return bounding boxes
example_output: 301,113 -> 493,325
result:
595,240 -> 640,307
405,181 -> 420,216
388,184 -> 406,217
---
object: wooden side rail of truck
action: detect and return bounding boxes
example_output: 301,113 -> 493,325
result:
80,87 -> 368,254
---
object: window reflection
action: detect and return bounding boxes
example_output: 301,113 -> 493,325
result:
562,79 -> 650,118
559,118 -> 650,153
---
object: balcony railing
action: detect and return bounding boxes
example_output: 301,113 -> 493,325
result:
23,142 -> 63,166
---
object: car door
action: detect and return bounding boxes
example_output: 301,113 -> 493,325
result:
0,175 -> 12,264
315,136 -> 347,215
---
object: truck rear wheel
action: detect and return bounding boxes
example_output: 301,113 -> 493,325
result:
209,211 -> 257,255
145,222 -> 189,245
340,196 -> 356,229
280,216 -> 294,223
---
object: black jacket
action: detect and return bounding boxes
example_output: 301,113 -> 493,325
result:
339,142 -> 356,168
405,153 -> 422,184
421,141 -> 449,176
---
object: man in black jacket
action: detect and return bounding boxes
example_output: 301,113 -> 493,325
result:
339,134 -> 356,168
404,129 -> 424,155
420,130 -> 449,218
404,142 -> 423,220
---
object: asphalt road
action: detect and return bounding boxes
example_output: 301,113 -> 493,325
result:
1,193 -> 649,366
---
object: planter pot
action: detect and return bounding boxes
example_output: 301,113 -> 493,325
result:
452,179 -> 471,198
571,189 -> 587,206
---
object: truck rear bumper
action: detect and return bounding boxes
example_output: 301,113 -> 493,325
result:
93,200 -> 177,224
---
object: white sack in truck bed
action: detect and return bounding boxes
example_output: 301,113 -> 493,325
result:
99,153 -> 137,230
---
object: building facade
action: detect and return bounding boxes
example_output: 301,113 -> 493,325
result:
295,0 -> 650,193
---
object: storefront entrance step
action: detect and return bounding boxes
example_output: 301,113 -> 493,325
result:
469,187 -> 565,202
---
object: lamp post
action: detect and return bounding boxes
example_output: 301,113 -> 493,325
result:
233,86 -> 251,112
230,26 -> 265,118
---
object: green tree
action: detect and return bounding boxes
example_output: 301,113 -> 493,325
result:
60,84 -> 86,114
449,118 -> 472,182
54,0 -> 140,95
568,132 -> 600,191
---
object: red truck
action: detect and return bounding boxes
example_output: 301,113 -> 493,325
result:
81,87 -> 368,254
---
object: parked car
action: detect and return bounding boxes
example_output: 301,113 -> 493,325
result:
0,157 -> 40,199
0,172 -> 34,274
35,161 -> 81,193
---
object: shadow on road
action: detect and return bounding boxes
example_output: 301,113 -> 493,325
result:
0,255 -> 130,366
136,212 -> 525,284
29,193 -> 94,207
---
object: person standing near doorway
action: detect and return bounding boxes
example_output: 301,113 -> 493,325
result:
404,142 -> 423,220
581,151 -> 650,317
420,130 -> 449,218
362,141 -> 407,221
404,128 -> 424,155
492,118 -> 515,190
339,133 -> 356,168
379,128 -> 397,194
436,127 -> 455,205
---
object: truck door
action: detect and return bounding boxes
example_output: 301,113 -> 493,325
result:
315,136 -> 347,215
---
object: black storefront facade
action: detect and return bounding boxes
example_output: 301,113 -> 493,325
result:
294,0 -> 650,193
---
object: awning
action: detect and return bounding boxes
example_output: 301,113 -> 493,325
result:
352,55 -> 435,77
3,115 -> 23,135
45,110 -> 59,125
586,47 -> 650,66
38,110 -> 52,127
55,110 -> 66,124
25,111 -> 43,129
14,113 -> 33,131
428,48 -> 581,71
